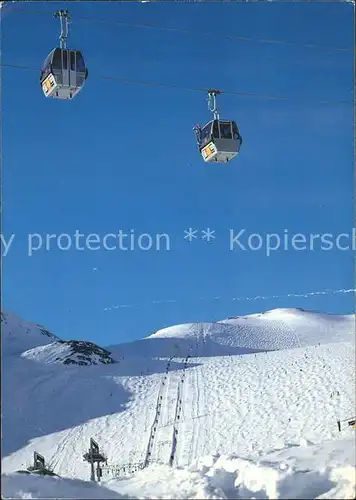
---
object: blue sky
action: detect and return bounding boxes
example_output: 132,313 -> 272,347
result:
2,1 -> 354,346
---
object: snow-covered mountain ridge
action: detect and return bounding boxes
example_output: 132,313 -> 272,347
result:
2,307 -> 354,364
108,307 -> 354,358
3,307 -> 354,365
1,310 -> 115,366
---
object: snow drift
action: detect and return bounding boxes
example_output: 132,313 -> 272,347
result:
2,435 -> 355,499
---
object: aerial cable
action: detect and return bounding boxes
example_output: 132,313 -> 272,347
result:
207,90 -> 220,120
54,9 -> 70,50
1,62 -> 352,105
11,6 -> 353,54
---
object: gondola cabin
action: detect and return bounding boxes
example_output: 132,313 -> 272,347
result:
40,48 -> 88,100
198,119 -> 242,163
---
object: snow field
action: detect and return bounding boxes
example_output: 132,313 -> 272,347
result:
3,341 -> 354,482
2,307 -> 355,498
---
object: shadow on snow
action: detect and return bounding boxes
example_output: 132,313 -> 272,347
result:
2,353 -> 199,457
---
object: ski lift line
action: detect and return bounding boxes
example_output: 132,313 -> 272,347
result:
1,62 -> 353,105
96,73 -> 353,104
12,7 -> 353,53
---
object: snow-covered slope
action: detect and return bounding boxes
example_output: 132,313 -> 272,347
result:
1,311 -> 59,355
2,307 -> 355,499
107,308 -> 354,358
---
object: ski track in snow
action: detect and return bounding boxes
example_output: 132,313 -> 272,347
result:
144,356 -> 172,466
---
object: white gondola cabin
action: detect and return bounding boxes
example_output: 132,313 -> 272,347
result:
196,119 -> 242,163
41,48 -> 88,100
40,10 -> 88,100
194,90 -> 242,163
